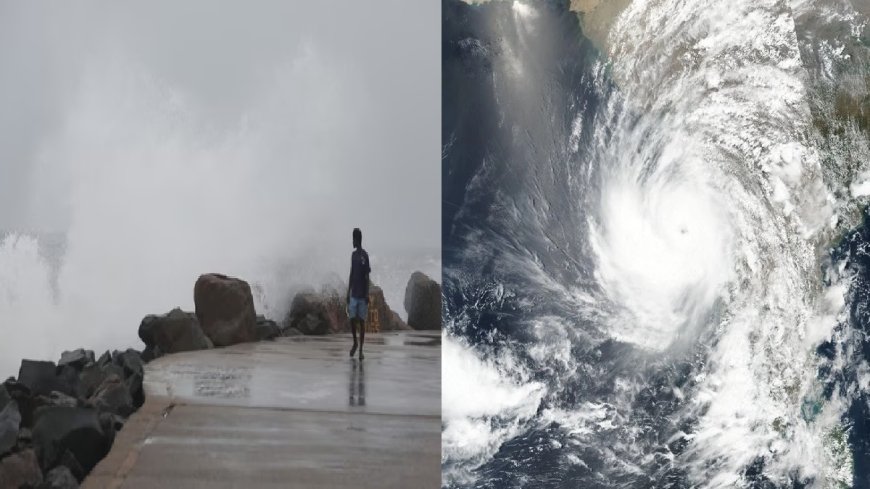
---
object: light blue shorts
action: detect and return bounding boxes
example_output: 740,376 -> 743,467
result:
348,296 -> 368,320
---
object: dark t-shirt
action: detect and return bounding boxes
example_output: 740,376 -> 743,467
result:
349,248 -> 371,300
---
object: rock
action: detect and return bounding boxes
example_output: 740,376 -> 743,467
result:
57,449 -> 85,483
76,364 -> 106,400
88,375 -> 134,417
126,372 -> 144,409
3,379 -> 37,429
404,271 -> 442,330
368,285 -> 411,332
34,391 -> 79,413
284,284 -> 409,334
16,427 -> 32,452
2,379 -> 29,398
56,366 -> 80,397
112,349 -> 143,379
0,401 -> 20,456
138,308 -> 213,354
0,448 -> 43,488
98,412 -> 125,435
255,316 -> 281,341
32,407 -> 112,475
57,350 -> 95,371
284,289 -> 348,335
96,351 -> 112,369
283,327 -> 303,337
140,345 -> 163,363
76,362 -> 125,399
43,465 -> 79,488
0,384 -> 9,411
194,273 -> 258,347
18,360 -> 76,397
32,391 -> 81,430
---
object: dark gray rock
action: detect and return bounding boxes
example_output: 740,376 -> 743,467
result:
0,401 -> 21,456
0,384 -> 9,411
32,407 -> 111,474
194,273 -> 258,347
113,349 -> 143,379
98,412 -> 125,435
76,364 -> 106,400
12,427 -> 33,452
56,366 -> 80,397
0,448 -> 43,488
140,345 -> 163,363
17,427 -> 32,450
126,371 -> 144,409
18,360 -> 75,397
2,378 -> 30,398
100,363 -> 125,383
55,449 -> 85,483
88,375 -> 133,417
255,316 -> 281,341
404,271 -> 442,330
39,392 -> 78,409
32,391 -> 80,430
42,465 -> 79,488
57,350 -> 94,371
96,351 -> 111,369
3,379 -> 36,429
139,308 -> 213,354
297,312 -> 330,335
283,327 -> 303,337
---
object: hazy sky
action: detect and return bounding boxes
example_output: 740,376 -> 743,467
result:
0,1 -> 440,375
0,1 -> 440,248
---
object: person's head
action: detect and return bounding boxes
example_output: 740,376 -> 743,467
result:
352,228 -> 362,249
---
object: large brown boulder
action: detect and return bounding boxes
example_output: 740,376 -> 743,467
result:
368,285 -> 410,332
404,272 -> 442,330
138,308 -> 213,354
194,274 -> 258,347
284,288 -> 348,335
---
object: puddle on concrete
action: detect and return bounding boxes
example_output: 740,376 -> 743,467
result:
277,332 -> 440,348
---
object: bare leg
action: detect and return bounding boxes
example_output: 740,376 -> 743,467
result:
350,318 -> 358,357
359,320 -> 366,360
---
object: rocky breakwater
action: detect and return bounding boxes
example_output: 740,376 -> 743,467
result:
0,273 -> 272,488
0,348 -> 144,488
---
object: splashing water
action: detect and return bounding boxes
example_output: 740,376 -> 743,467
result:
0,45 -> 439,378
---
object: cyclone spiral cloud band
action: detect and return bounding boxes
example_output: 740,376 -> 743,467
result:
442,0 -> 870,487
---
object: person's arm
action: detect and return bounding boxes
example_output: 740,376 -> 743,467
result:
347,256 -> 353,304
365,253 -> 373,302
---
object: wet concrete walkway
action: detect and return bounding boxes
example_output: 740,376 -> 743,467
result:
83,332 -> 441,488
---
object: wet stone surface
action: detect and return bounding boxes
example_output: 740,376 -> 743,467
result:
86,332 -> 441,488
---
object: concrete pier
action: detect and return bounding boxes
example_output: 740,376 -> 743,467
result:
83,332 -> 441,488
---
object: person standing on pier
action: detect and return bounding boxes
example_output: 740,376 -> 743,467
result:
347,227 -> 371,360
